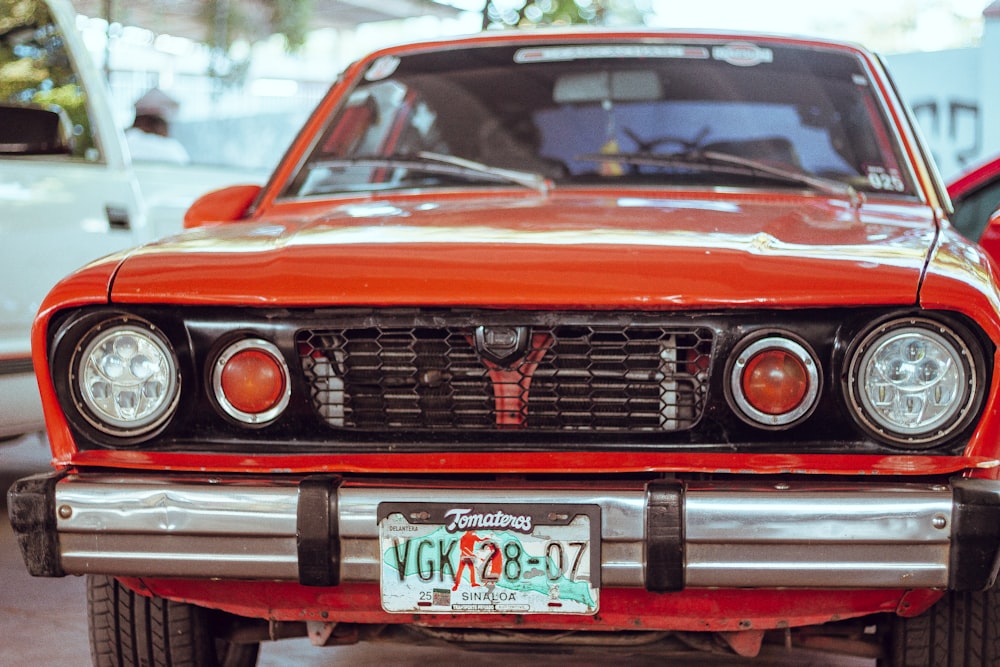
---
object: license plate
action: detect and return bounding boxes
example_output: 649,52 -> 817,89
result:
378,502 -> 600,614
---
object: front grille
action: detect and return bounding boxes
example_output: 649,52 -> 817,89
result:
299,324 -> 713,432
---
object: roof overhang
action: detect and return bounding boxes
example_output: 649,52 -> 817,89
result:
69,0 -> 468,42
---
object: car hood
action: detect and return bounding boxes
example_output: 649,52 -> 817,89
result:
108,192 -> 937,309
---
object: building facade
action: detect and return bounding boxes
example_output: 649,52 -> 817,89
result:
886,1 -> 1000,179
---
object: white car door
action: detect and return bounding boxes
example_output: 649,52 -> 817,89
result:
0,0 -> 149,439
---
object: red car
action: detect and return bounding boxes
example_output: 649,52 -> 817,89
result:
11,29 -> 1000,666
949,153 -> 1000,251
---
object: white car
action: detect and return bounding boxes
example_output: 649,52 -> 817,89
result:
0,0 -> 266,440
0,0 -> 156,440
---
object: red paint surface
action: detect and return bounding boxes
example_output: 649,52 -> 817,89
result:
125,578 -> 943,631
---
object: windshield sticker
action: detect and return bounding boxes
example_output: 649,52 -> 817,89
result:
514,45 -> 709,64
865,165 -> 906,192
365,55 -> 400,81
711,43 -> 773,67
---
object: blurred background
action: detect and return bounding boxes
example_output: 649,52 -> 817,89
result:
67,0 -> 1000,181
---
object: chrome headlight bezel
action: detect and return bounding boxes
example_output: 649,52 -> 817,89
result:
211,337 -> 291,426
845,316 -> 984,449
727,333 -> 822,429
67,316 -> 181,439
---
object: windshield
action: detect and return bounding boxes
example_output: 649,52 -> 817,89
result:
285,39 -> 916,200
0,0 -> 97,160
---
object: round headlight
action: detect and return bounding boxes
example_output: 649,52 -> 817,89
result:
729,335 -> 820,428
847,318 -> 979,447
72,320 -> 180,437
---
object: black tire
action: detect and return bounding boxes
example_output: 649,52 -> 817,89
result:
87,574 -> 260,667
886,588 -> 1000,666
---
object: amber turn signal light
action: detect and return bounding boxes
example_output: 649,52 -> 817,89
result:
741,348 -> 809,415
212,339 -> 290,425
729,335 -> 820,428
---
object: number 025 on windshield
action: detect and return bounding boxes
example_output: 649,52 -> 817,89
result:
378,503 -> 601,614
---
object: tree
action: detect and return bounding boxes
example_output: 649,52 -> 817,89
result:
481,0 -> 651,29
201,0 -> 314,53
1,0 -> 94,156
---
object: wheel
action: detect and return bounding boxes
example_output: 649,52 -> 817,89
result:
87,574 -> 260,667
885,588 -> 1000,666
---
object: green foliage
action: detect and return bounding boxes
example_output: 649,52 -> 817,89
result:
0,0 -> 93,157
484,0 -> 651,28
272,0 -> 314,50
201,0 -> 314,52
33,84 -> 94,156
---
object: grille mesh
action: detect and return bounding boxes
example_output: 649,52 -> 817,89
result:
299,324 -> 712,432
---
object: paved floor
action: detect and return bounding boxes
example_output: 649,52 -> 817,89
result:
1,434 -> 876,667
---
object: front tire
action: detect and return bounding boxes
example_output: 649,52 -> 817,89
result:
886,588 -> 1000,666
87,574 -> 259,667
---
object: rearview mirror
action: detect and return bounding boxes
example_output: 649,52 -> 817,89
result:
0,103 -> 74,155
553,70 -> 663,104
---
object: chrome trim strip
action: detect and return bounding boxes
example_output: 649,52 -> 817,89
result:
685,488 -> 952,543
57,478 -> 301,579
53,475 -> 955,588
684,485 -> 952,587
56,479 -> 300,535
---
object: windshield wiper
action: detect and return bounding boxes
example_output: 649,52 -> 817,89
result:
416,151 -> 550,194
577,149 -> 863,208
311,152 -> 550,194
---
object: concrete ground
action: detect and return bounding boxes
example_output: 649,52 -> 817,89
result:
1,433 -> 875,667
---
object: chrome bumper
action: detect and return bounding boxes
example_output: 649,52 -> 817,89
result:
9,473 -> 1000,591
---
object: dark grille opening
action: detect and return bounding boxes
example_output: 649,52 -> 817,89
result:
299,323 -> 712,432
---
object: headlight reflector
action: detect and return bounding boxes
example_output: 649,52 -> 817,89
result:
74,321 -> 179,436
847,318 -> 977,446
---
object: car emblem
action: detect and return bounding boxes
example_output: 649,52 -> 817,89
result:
474,326 -> 530,367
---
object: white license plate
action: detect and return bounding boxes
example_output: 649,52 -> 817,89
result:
378,503 -> 600,614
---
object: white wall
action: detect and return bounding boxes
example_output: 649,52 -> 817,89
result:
885,5 -> 999,179
980,5 -> 1000,157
